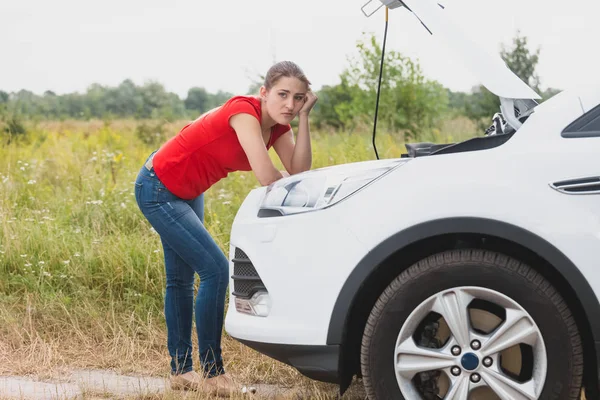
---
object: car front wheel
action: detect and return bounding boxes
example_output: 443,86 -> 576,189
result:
360,249 -> 583,400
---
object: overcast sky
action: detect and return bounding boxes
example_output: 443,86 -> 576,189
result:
1,0 -> 598,98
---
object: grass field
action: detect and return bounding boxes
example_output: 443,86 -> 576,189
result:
0,117 -> 480,398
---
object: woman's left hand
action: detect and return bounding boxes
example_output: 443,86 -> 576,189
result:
299,90 -> 318,115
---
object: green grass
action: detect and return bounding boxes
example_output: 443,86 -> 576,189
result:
0,117 -> 477,382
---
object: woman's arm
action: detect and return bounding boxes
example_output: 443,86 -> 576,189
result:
274,91 -> 318,175
230,113 -> 283,186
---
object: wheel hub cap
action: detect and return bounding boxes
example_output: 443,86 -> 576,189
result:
461,353 -> 479,371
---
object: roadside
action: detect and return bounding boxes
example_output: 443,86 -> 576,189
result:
0,369 -> 366,400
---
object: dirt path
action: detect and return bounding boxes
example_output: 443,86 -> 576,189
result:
1,370 -> 166,399
0,369 -> 365,399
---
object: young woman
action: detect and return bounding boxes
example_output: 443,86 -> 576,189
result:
134,61 -> 317,396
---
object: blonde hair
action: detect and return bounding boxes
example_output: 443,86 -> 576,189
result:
264,61 -> 311,90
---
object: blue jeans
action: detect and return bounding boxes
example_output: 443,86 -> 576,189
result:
134,153 -> 229,377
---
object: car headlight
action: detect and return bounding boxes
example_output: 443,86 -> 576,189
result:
258,159 -> 407,217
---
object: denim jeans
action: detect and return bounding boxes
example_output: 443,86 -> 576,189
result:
134,153 -> 229,377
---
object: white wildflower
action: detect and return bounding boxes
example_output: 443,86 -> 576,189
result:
42,271 -> 51,277
38,261 -> 45,265
74,252 -> 81,257
62,260 -> 70,265
24,262 -> 32,267
153,249 -> 160,253
20,254 -> 27,258
27,180 -> 36,184
120,203 -> 126,208
20,167 -> 25,171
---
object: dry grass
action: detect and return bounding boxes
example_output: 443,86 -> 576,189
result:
0,302 -> 307,386
0,310 -> 352,398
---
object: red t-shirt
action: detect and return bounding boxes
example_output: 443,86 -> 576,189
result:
152,95 -> 291,199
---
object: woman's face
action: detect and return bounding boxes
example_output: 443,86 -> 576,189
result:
261,77 -> 308,125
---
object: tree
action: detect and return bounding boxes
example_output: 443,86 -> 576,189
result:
312,80 -> 356,129
184,87 -> 209,113
208,90 -> 233,109
0,91 -> 8,116
315,33 -> 448,138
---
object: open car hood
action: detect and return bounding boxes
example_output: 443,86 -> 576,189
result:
380,0 -> 541,100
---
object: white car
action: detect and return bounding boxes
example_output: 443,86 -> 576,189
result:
224,0 -> 600,399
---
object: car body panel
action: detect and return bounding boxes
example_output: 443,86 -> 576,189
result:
225,189 -> 369,345
225,85 -> 600,355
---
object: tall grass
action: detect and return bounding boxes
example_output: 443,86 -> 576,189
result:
0,118 -> 477,383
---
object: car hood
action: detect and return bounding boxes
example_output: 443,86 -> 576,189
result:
385,0 -> 541,100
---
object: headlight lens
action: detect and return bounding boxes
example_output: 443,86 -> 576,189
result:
259,159 -> 407,216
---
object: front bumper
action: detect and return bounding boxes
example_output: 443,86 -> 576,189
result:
234,339 -> 340,383
224,187 -> 369,346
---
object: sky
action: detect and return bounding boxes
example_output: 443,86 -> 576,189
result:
1,0 -> 599,98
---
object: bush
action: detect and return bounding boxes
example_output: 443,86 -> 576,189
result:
1,113 -> 27,144
135,121 -> 167,147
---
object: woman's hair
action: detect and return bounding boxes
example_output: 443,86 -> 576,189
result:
264,61 -> 311,90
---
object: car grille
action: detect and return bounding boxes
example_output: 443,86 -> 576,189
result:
231,248 -> 266,299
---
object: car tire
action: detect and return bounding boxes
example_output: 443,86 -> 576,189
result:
360,249 -> 583,400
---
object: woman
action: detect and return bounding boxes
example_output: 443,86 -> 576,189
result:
134,60 -> 317,396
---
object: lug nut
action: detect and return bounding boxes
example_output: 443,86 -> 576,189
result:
451,366 -> 461,376
471,373 -> 481,383
483,357 -> 493,367
471,340 -> 481,350
451,346 -> 461,356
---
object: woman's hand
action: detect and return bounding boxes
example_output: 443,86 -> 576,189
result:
299,90 -> 318,116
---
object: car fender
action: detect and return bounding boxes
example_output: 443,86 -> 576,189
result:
326,217 -> 600,349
